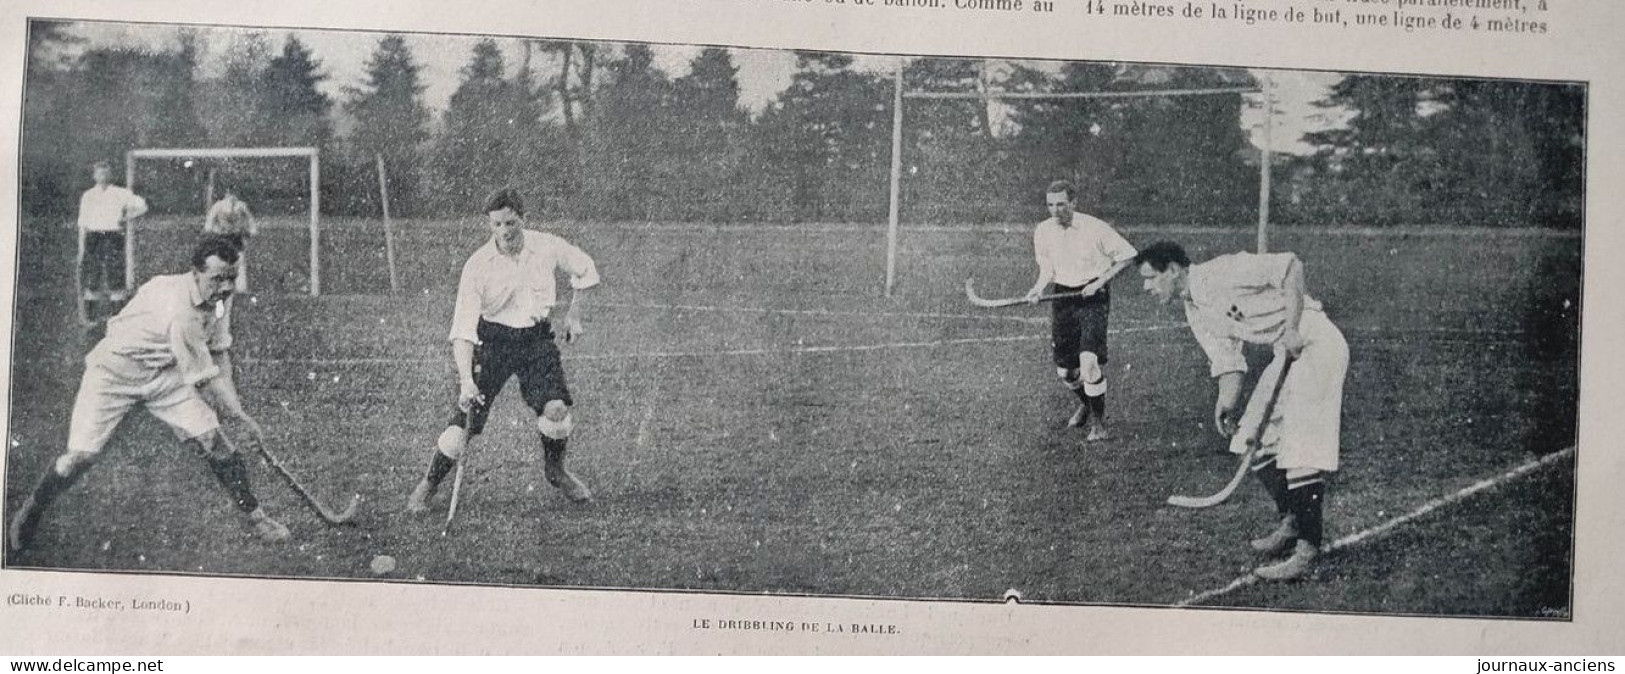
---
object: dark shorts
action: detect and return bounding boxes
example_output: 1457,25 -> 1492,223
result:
1050,283 -> 1110,370
447,319 -> 573,436
81,231 -> 127,289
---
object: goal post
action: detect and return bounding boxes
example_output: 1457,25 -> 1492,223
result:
883,60 -> 1273,296
126,147 -> 322,296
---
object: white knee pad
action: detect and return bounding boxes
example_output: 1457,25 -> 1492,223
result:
537,413 -> 573,440
1079,352 -> 1107,396
437,425 -> 468,459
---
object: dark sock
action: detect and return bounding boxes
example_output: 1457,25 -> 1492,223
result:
206,453 -> 260,513
32,463 -> 85,506
1252,460 -> 1291,515
1068,384 -> 1090,405
1288,481 -> 1326,547
542,438 -> 568,475
425,451 -> 456,489
16,462 -> 88,533
1085,392 -> 1106,421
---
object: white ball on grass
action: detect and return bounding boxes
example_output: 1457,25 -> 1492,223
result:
370,555 -> 397,576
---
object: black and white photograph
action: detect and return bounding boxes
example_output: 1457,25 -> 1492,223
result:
3,16 -> 1583,625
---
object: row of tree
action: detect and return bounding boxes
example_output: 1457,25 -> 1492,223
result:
21,22 -> 1584,227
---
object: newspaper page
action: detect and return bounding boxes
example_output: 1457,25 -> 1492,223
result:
0,0 -> 1619,655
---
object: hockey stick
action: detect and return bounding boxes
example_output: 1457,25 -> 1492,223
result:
1167,352 -> 1294,509
441,407 -> 474,537
964,277 -> 1097,308
224,431 -> 359,525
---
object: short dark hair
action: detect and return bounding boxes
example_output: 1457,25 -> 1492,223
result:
1133,241 -> 1191,272
484,187 -> 526,217
1045,180 -> 1076,201
191,235 -> 241,270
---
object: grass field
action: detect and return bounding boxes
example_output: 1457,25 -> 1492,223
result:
3,214 -> 1581,616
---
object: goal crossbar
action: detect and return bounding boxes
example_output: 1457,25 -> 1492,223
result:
129,147 -> 318,159
902,86 -> 1258,100
884,63 -> 1273,297
125,147 -> 323,296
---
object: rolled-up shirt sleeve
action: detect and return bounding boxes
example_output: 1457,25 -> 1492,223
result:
1098,221 -> 1138,264
448,262 -> 483,344
559,240 -> 600,290
122,190 -> 149,220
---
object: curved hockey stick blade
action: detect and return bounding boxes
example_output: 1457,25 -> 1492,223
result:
1166,352 -> 1294,510
1167,443 -> 1257,508
227,430 -> 360,526
322,494 -> 362,525
264,451 -> 361,526
965,277 -> 1093,308
965,278 -> 1022,308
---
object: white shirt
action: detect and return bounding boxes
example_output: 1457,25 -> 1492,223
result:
1032,212 -> 1137,286
1183,251 -> 1325,377
78,185 -> 149,233
89,273 -> 232,381
204,197 -> 257,236
449,229 -> 600,344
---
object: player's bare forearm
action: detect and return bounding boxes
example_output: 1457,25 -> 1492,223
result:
565,285 -> 588,321
562,286 -> 589,342
1026,263 -> 1055,299
1212,371 -> 1245,436
1086,259 -> 1135,294
452,339 -> 477,387
1215,371 -> 1243,409
204,352 -> 251,419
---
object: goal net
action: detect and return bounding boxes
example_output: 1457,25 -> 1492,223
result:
125,147 -> 324,295
877,60 -> 1267,295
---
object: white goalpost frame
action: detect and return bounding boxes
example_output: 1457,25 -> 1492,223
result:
884,60 -> 1273,297
126,147 -> 322,296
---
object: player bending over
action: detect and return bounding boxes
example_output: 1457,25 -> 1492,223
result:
1135,241 -> 1349,580
407,187 -> 599,514
9,236 -> 288,553
1022,180 -> 1138,442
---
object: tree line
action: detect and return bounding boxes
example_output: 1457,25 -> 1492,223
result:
22,22 -> 1583,228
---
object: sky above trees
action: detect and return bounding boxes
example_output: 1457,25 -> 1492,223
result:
70,21 -> 1341,154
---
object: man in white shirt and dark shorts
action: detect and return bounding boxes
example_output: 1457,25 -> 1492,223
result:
407,187 -> 600,515
1135,241 -> 1349,580
1023,180 -> 1138,442
9,236 -> 289,553
77,160 -> 149,319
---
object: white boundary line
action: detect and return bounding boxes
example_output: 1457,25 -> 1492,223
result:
1172,445 -> 1577,608
228,322 -> 1539,368
235,324 -> 1183,367
596,301 -> 1048,325
237,324 -> 1183,367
